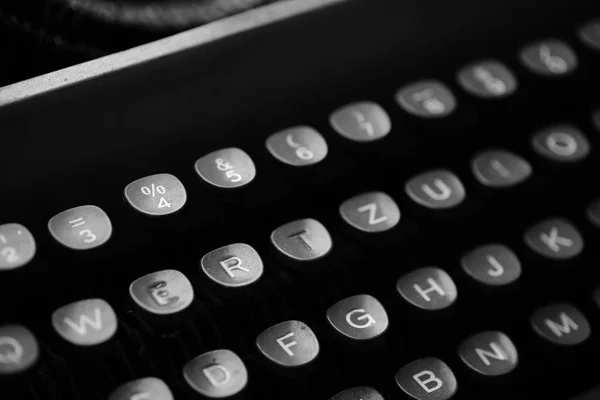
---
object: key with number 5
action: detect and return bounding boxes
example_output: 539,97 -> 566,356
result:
48,205 -> 112,250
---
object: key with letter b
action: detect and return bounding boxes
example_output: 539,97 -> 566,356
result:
395,358 -> 457,400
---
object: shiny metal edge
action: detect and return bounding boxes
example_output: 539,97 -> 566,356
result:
0,0 -> 346,106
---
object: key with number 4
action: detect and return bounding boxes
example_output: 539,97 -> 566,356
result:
125,173 -> 187,216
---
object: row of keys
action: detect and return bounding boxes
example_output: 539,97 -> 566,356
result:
1,214 -> 596,368
2,296 -> 593,397
0,154 -> 597,269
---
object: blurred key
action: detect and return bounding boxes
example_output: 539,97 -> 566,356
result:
531,125 -> 590,163
461,244 -> 521,286
183,349 -> 248,398
330,102 -> 391,142
531,303 -> 590,346
571,385 -> 600,400
330,386 -> 385,400
524,218 -> 583,260
266,126 -> 328,166
339,192 -> 400,233
130,270 -> 194,315
520,40 -> 578,76
578,20 -> 600,51
395,358 -> 457,400
200,243 -> 263,288
585,198 -> 600,227
109,377 -> 174,400
405,170 -> 465,209
458,331 -> 518,376
0,325 -> 38,375
271,219 -> 332,262
396,81 -> 456,118
471,150 -> 532,187
594,286 -> 600,310
195,148 -> 256,189
52,298 -> 117,346
256,320 -> 319,367
457,60 -> 517,98
396,267 -> 457,311
0,224 -> 35,270
124,173 -> 187,216
48,205 -> 112,250
326,294 -> 389,341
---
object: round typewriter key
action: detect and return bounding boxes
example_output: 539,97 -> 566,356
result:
183,349 -> 248,398
531,125 -> 589,163
461,244 -> 521,286
326,294 -> 389,341
266,126 -> 328,166
48,205 -> 112,250
579,20 -> 600,51
330,102 -> 391,142
396,80 -> 456,118
395,357 -> 457,400
0,224 -> 36,270
340,192 -> 400,233
594,109 -> 600,131
271,218 -> 332,262
52,298 -> 118,346
124,173 -> 187,216
458,60 -> 517,98
520,40 -> 578,76
524,218 -> 583,260
0,325 -> 39,375
109,377 -> 174,400
396,267 -> 457,311
195,147 -> 256,189
531,303 -> 590,346
130,270 -> 194,315
405,170 -> 465,209
200,243 -> 263,288
256,320 -> 319,368
586,198 -> 600,227
471,150 -> 532,188
594,286 -> 600,310
330,386 -> 384,400
458,331 -> 518,376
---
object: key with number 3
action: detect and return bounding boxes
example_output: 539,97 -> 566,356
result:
48,205 -> 112,250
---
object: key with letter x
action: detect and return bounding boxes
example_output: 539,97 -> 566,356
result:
524,218 -> 583,259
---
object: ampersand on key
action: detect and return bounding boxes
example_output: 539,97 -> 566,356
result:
215,158 -> 233,171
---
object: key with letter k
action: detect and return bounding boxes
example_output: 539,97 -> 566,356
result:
525,219 -> 583,260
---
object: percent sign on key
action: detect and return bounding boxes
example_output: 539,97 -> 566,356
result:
141,183 -> 172,208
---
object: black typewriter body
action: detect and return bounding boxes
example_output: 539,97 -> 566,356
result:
1,0 -> 600,399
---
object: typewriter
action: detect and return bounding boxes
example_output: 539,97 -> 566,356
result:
0,0 -> 600,399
